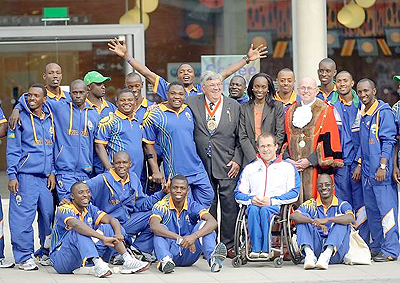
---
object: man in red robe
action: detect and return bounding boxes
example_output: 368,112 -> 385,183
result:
284,77 -> 343,203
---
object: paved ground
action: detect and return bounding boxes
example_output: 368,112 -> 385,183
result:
2,172 -> 400,282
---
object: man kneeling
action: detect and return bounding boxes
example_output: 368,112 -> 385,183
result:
291,174 -> 354,270
50,182 -> 149,277
149,175 -> 227,274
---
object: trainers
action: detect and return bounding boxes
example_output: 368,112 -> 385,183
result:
316,253 -> 330,270
94,259 -> 112,278
121,257 -> 150,274
210,242 -> 227,273
249,252 -> 260,258
19,258 -> 38,271
303,254 -> 317,270
73,266 -> 95,275
112,254 -> 124,265
157,256 -> 175,274
39,254 -> 51,266
0,258 -> 15,268
259,251 -> 270,259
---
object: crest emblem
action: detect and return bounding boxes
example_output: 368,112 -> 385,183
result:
185,112 -> 192,121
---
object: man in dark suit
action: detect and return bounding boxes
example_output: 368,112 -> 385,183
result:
186,70 -> 242,258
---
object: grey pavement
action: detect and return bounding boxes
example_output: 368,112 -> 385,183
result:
1,172 -> 400,282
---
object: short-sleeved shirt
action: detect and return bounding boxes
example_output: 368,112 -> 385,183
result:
0,107 -> 6,124
142,103 -> 205,177
150,196 -> 209,236
317,85 -> 337,102
392,100 -> 400,166
86,98 -> 117,119
296,195 -> 353,238
153,75 -> 202,101
95,110 -> 146,178
135,97 -> 154,124
50,203 -> 106,253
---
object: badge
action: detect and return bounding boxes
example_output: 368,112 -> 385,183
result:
299,140 -> 306,148
16,195 -> 22,205
207,119 -> 217,131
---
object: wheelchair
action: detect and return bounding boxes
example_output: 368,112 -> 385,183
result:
231,203 -> 302,268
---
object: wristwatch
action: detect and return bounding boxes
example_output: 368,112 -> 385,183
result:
379,163 -> 387,170
176,235 -> 183,245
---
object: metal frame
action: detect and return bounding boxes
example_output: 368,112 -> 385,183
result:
0,24 -> 145,94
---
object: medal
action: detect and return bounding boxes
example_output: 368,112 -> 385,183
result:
207,119 -> 217,131
299,140 -> 306,148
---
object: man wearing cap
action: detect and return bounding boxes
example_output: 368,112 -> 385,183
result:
83,71 -> 117,175
392,75 -> 400,185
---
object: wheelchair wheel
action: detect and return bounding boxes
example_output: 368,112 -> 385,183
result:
231,256 -> 242,268
282,204 -> 303,265
233,206 -> 248,265
273,257 -> 283,268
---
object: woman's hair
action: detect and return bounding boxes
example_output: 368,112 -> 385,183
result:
247,73 -> 276,108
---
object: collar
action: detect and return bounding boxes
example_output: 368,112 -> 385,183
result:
86,98 -> 110,114
275,91 -> 297,105
109,168 -> 130,185
319,85 -> 337,99
68,203 -> 89,219
46,87 -> 67,101
316,195 -> 339,211
338,94 -> 353,106
361,99 -> 379,116
301,97 -> 317,107
185,84 -> 198,94
135,97 -> 148,112
168,196 -> 189,217
205,95 -> 223,106
115,109 -> 137,121
256,154 -> 282,169
159,102 -> 187,114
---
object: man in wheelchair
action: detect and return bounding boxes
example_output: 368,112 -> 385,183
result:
234,133 -> 300,258
291,173 -> 354,270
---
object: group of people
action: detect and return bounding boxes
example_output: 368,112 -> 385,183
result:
0,38 -> 399,277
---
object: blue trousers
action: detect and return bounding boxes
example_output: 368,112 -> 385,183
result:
247,205 -> 279,253
334,164 -> 369,242
297,217 -> 350,264
56,172 -> 90,201
187,171 -> 214,208
9,174 -> 54,263
154,222 -> 216,266
122,210 -> 154,254
0,195 -> 4,259
362,176 -> 400,258
51,224 -> 119,274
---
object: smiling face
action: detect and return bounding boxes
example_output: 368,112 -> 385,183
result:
43,63 -> 62,89
203,79 -> 222,103
316,174 -> 334,200
166,84 -> 185,111
117,91 -> 135,116
252,76 -> 269,101
27,86 -> 46,112
177,64 -> 195,86
357,80 -> 376,109
297,77 -> 318,105
71,183 -> 91,209
257,135 -> 278,163
277,70 -> 295,96
317,61 -> 336,86
112,152 -> 132,180
170,178 -> 188,204
229,76 -> 246,99
335,72 -> 354,97
125,74 -> 143,101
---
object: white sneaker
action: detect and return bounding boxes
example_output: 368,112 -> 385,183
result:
121,257 -> 150,274
316,253 -> 330,270
39,254 -> 51,266
94,259 -> 112,278
157,256 -> 175,274
210,243 -> 227,273
112,254 -> 124,265
0,258 -> 15,268
72,266 -> 95,275
249,251 -> 260,258
19,258 -> 38,271
260,251 -> 271,259
303,254 -> 317,270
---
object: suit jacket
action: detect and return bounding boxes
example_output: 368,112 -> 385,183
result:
186,94 -> 243,180
239,100 -> 285,165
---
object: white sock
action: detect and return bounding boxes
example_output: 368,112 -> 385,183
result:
93,257 -> 102,266
322,245 -> 334,257
304,245 -> 315,257
122,252 -> 133,262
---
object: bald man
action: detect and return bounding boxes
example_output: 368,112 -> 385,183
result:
317,58 -> 337,102
284,77 -> 343,203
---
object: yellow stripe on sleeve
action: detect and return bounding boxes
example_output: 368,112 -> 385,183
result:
94,139 -> 108,145
142,138 -> 155,145
95,212 -> 107,226
64,216 -> 75,225
150,214 -> 162,221
153,75 -> 160,93
199,210 -> 210,219
0,118 -> 7,124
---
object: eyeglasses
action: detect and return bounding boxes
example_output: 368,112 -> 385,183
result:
298,86 -> 316,92
205,82 -> 222,89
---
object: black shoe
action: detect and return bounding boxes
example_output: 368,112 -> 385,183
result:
370,250 -> 380,258
373,252 -> 396,262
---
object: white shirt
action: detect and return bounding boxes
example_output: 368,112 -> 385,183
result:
205,95 -> 223,127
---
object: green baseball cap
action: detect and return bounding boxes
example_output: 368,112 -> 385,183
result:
84,71 -> 111,85
394,75 -> 400,82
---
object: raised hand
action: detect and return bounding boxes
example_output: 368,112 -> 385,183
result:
247,44 -> 268,61
108,38 -> 127,58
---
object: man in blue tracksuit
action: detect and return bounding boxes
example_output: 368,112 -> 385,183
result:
7,84 -> 56,270
357,78 -> 400,262
330,71 -> 369,243
52,79 -> 99,201
85,151 -> 167,255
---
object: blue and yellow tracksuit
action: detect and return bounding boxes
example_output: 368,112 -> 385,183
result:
153,75 -> 202,101
274,91 -> 301,114
86,98 -> 117,175
392,100 -> 400,168
50,203 -> 119,273
0,108 -> 6,260
330,91 -> 369,242
6,94 -> 55,263
150,196 -> 216,266
85,168 -> 165,253
317,85 -> 337,102
142,103 -> 214,207
295,196 -> 353,264
52,101 -> 99,200
358,99 -> 400,258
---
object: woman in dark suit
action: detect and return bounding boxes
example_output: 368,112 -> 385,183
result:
239,73 -> 285,165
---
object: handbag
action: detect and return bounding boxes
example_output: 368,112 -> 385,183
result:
343,227 -> 371,265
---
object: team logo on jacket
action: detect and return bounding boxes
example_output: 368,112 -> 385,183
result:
185,112 -> 192,121
370,124 -> 377,135
15,195 -> 22,205
49,126 -> 54,137
88,120 -> 93,131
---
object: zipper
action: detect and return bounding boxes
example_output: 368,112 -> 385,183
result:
55,145 -> 64,162
19,153 -> 30,169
